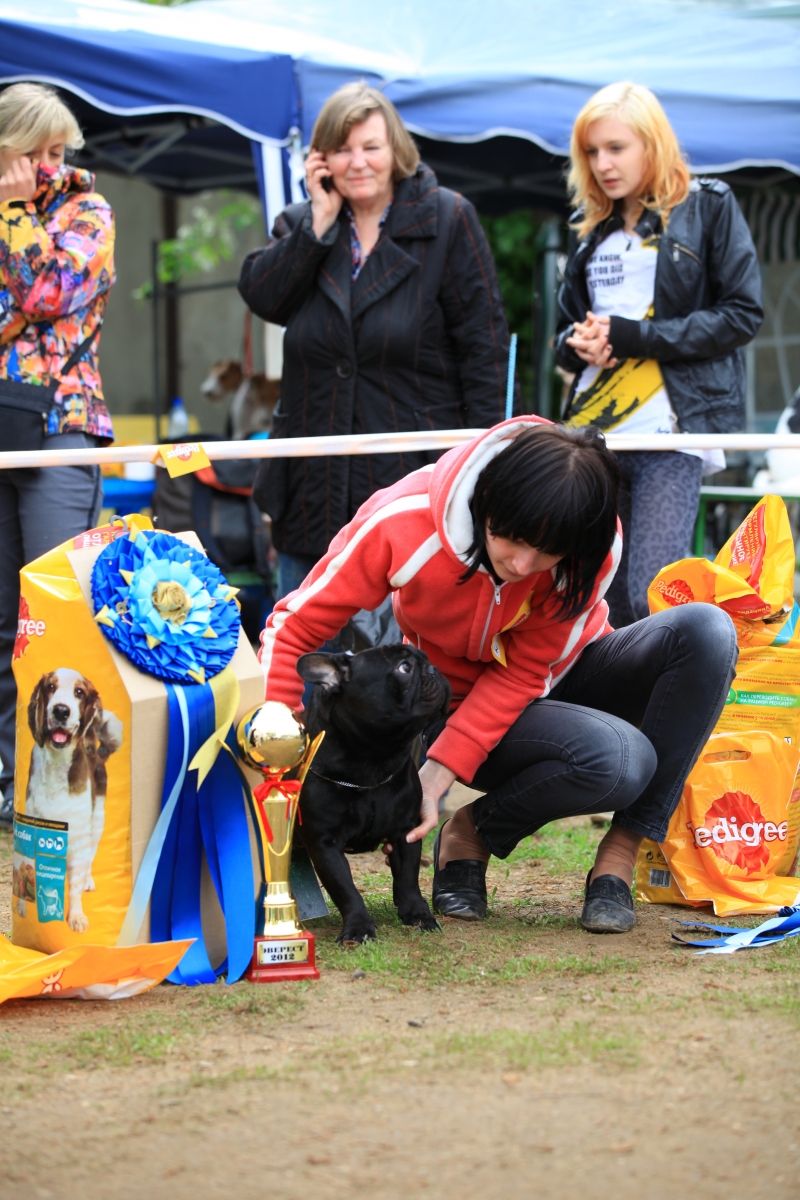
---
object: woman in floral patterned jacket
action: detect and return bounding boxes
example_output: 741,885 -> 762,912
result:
0,83 -> 115,824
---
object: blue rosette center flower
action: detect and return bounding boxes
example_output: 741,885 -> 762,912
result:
91,528 -> 241,684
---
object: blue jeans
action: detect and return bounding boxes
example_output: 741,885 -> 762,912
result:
423,605 -> 738,853
276,552 -> 318,601
0,433 -> 102,799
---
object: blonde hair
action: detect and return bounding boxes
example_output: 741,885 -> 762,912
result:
568,81 -> 690,240
0,83 -> 84,153
311,82 -> 419,182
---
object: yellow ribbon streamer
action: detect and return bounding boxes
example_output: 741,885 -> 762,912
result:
188,666 -> 241,786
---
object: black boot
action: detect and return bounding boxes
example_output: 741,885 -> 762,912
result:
580,871 -> 636,934
0,789 -> 13,828
432,823 -> 487,920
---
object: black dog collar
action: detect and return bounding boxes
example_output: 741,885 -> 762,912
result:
308,764 -> 404,791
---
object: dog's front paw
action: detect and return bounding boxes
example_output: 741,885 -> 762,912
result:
16,898 -> 26,917
398,904 -> 440,932
84,875 -> 96,892
336,917 -> 377,945
67,909 -> 89,933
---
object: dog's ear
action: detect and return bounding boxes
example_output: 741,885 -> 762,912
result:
80,683 -> 101,739
297,652 -> 352,692
28,676 -> 48,747
97,711 -> 124,758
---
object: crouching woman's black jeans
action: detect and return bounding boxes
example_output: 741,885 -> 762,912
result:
426,605 -> 738,856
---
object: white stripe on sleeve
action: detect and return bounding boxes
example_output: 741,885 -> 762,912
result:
261,492 -> 432,685
389,532 -> 442,588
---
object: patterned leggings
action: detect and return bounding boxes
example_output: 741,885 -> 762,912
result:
605,450 -> 703,627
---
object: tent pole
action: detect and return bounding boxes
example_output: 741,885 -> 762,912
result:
151,239 -> 161,443
535,219 -> 562,419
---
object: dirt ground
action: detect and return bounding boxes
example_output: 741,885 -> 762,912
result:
1,794 -> 798,1200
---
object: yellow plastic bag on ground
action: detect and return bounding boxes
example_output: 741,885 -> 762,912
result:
0,934 -> 192,1005
638,496 -> 800,914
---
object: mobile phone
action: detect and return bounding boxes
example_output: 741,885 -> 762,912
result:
320,175 -> 334,193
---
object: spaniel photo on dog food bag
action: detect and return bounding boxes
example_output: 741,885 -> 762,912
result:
20,668 -> 123,933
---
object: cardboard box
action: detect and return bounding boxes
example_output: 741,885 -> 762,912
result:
13,528 -> 263,962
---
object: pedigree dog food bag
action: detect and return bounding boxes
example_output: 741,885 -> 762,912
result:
638,496 -> 800,914
639,732 -> 800,917
11,516 -> 263,958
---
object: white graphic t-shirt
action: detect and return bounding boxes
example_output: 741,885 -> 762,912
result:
566,228 -> 723,473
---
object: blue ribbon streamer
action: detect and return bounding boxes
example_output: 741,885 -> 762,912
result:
505,332 -> 518,421
119,681 -> 255,984
116,686 -> 190,949
672,905 -> 800,955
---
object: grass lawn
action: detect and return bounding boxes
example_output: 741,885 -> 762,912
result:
0,818 -> 798,1200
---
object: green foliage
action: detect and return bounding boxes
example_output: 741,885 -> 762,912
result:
134,193 -> 261,299
480,210 -> 541,407
480,210 -> 566,412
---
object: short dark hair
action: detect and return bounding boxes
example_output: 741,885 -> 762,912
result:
462,424 -> 620,619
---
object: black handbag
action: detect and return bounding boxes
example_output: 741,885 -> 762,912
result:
0,327 -> 101,452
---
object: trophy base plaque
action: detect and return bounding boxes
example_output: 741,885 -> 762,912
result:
245,930 -> 320,983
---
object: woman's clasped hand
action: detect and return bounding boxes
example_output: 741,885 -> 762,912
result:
566,311 -> 617,369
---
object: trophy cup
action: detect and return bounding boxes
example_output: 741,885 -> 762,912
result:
236,701 -> 324,983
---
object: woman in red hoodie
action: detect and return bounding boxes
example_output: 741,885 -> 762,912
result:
261,416 -> 737,933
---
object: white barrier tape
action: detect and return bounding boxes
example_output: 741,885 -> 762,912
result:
2,429 -> 800,470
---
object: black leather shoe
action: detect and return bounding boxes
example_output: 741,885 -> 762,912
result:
432,824 -> 487,920
0,791 -> 13,828
580,871 -> 636,933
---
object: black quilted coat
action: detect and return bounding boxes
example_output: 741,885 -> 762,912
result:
238,165 -> 510,557
555,179 -> 763,433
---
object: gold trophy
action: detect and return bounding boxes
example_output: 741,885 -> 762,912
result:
236,701 -> 324,982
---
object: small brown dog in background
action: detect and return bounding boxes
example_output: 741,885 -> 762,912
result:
200,360 -> 279,440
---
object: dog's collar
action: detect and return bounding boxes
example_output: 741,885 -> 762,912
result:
308,764 -> 405,791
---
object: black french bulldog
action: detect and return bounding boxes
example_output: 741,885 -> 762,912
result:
296,644 -> 452,944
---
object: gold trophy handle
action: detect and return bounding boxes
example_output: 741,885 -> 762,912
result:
296,730 -> 325,787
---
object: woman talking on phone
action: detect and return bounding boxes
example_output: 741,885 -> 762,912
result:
0,83 -> 115,826
239,83 -> 510,599
556,81 -> 762,627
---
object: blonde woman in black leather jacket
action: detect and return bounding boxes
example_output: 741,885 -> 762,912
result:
556,81 -> 762,626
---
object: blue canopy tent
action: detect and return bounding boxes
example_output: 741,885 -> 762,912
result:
3,0 -> 799,221
3,0 -> 798,421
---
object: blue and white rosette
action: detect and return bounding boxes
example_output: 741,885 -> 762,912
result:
91,527 -> 255,984
91,528 -> 240,685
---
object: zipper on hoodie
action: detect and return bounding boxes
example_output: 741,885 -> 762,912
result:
671,240 -> 701,264
478,578 -> 504,658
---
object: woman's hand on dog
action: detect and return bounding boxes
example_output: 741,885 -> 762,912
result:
382,759 -> 457,858
411,759 -> 457,843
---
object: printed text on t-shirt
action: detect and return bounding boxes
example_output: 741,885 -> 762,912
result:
587,254 -> 624,288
